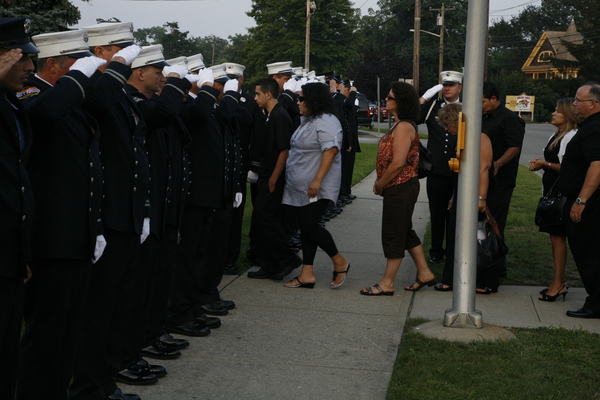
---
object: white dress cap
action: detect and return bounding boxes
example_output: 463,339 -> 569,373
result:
440,70 -> 464,85
187,53 -> 205,72
225,62 -> 245,78
266,61 -> 294,76
210,63 -> 229,82
316,75 -> 326,84
33,29 -> 92,59
84,22 -> 135,48
131,44 -> 169,69
165,56 -> 188,70
293,67 -> 303,77
307,70 -> 316,79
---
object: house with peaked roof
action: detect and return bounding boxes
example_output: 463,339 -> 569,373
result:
521,19 -> 583,79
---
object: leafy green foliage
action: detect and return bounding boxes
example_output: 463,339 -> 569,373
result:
0,0 -> 81,34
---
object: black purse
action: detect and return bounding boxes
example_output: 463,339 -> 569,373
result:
535,180 -> 567,228
418,143 -> 433,179
477,209 -> 509,271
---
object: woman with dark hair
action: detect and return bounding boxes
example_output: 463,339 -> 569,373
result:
528,98 -> 579,301
360,81 -> 436,295
282,83 -> 350,289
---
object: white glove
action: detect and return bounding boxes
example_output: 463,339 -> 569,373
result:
162,65 -> 188,79
224,78 -> 238,93
184,73 -> 200,84
247,170 -> 259,183
140,217 -> 150,244
197,68 -> 214,86
113,44 -> 141,65
70,56 -> 107,78
233,192 -> 243,208
92,234 -> 107,264
283,79 -> 296,92
422,84 -> 443,101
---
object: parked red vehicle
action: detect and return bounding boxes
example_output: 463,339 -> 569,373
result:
370,101 -> 388,121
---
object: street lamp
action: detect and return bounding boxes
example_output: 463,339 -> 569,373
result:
305,1 -> 316,70
410,28 -> 444,81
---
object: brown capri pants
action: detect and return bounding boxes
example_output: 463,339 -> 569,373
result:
381,177 -> 421,259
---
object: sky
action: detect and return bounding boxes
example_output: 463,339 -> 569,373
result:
73,0 -> 540,40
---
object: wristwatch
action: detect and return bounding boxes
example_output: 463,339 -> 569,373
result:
575,198 -> 587,205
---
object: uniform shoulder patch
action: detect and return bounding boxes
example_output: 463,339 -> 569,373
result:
16,86 -> 41,100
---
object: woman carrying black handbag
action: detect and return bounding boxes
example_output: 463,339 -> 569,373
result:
528,98 -> 580,302
433,103 -> 501,294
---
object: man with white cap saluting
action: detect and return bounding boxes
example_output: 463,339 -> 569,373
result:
15,28 -> 107,400
417,70 -> 462,270
69,21 -> 146,400
0,17 -> 38,399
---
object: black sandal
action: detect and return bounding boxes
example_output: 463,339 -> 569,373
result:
404,277 -> 436,291
331,264 -> 350,289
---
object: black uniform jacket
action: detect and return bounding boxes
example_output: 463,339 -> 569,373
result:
343,91 -> 361,152
0,89 -> 33,278
278,89 -> 300,130
417,97 -> 458,177
83,62 -> 149,235
180,86 -> 240,209
18,71 -> 103,260
125,77 -> 190,238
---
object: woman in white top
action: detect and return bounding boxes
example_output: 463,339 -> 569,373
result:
529,98 -> 580,302
282,83 -> 350,289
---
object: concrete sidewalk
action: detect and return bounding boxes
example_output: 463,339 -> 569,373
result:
128,170 -> 598,400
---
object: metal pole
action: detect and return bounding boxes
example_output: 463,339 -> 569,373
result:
412,0 -> 421,93
377,75 -> 381,125
443,0 -> 489,328
305,1 -> 312,70
439,13 -> 444,78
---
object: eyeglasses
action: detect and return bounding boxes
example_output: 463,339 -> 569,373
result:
297,96 -> 305,102
386,95 -> 396,101
575,97 -> 597,103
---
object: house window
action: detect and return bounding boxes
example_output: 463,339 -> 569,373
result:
537,51 -> 553,62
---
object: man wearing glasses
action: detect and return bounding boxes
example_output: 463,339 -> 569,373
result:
559,84 -> 600,319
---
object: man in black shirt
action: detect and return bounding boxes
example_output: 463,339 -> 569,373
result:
247,78 -> 302,280
559,84 -> 600,319
481,82 -> 525,276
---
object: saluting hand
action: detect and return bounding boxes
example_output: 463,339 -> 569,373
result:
0,49 -> 22,80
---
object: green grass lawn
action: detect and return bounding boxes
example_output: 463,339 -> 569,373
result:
388,319 -> 600,400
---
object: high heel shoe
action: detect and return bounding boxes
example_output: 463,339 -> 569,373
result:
540,280 -> 569,295
539,285 -> 568,302
284,276 -> 315,289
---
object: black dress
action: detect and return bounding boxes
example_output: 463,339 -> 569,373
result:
539,133 -> 566,237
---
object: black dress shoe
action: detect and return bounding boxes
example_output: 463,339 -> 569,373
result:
137,359 -> 167,378
165,321 -> 211,337
270,256 -> 303,280
158,333 -> 189,350
566,308 -> 600,319
114,366 -> 157,386
139,342 -> 181,359
247,267 -> 272,279
195,313 -> 221,329
215,299 -> 236,310
200,302 -> 229,316
347,194 -> 357,200
106,388 -> 141,400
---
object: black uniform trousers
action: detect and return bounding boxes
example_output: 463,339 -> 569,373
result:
565,197 -> 600,314
340,149 -> 356,198
169,205 -> 230,324
0,276 -> 24,400
119,234 -> 158,370
426,173 -> 456,260
251,178 -> 299,274
147,226 -> 179,344
227,175 -> 248,266
70,230 -> 140,400
17,259 -> 90,400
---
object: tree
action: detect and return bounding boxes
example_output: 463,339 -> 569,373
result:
242,0 -> 360,86
0,0 -> 84,34
134,22 -> 229,62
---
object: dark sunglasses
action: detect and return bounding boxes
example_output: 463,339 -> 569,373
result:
386,95 -> 396,101
297,96 -> 305,102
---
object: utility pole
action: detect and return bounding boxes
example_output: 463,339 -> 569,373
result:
430,4 -> 454,80
412,0 -> 421,93
305,1 -> 316,70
